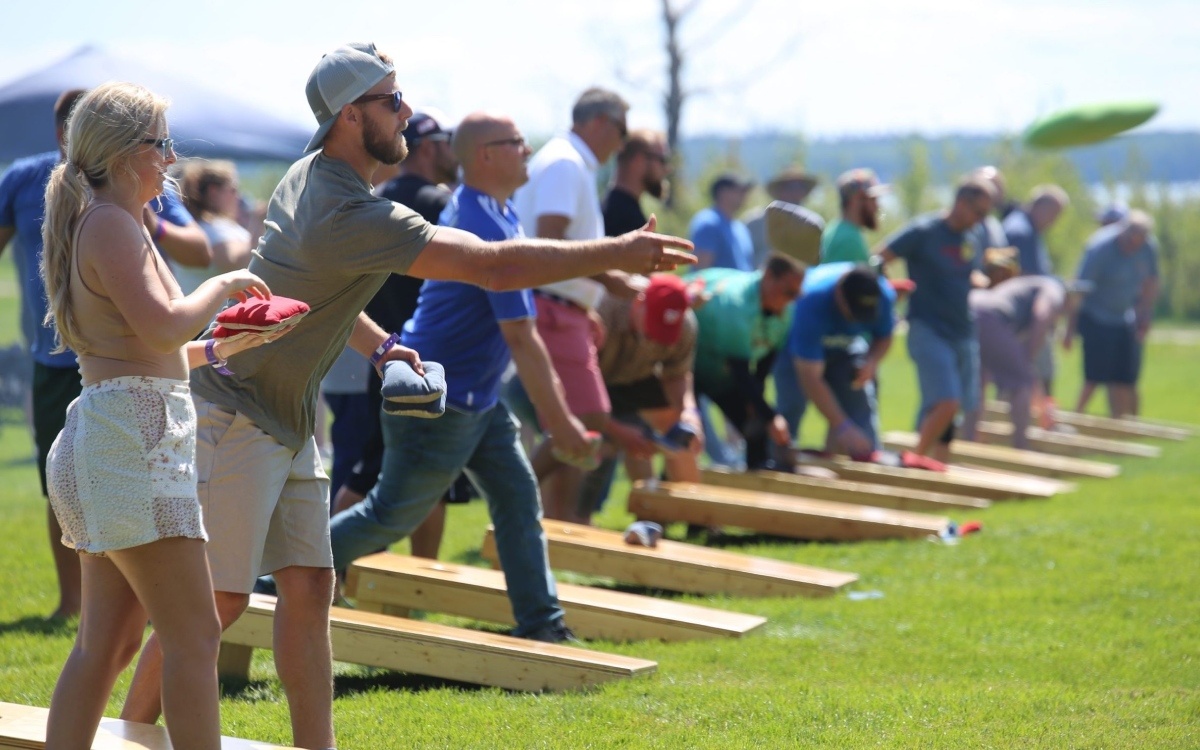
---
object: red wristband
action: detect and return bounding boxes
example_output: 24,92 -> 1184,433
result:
152,220 -> 166,242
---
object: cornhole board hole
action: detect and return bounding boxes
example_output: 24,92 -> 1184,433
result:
972,421 -> 1161,459
882,431 -> 1120,480
482,521 -> 856,598
0,701 -> 296,749
219,594 -> 656,693
627,481 -> 948,542
346,552 -> 765,642
700,467 -> 991,511
984,400 -> 1189,441
795,453 -> 1066,500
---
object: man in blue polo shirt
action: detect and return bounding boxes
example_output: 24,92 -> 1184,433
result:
0,90 -> 88,620
328,112 -> 593,643
783,263 -> 896,457
877,177 -> 993,462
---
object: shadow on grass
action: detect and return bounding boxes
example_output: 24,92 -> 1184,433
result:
0,614 -> 76,636
220,669 -> 492,702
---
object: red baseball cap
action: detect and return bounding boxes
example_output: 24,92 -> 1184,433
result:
642,274 -> 691,345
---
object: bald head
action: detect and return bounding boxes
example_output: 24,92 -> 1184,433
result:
452,111 -> 531,199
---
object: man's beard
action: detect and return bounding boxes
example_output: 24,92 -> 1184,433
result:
363,116 -> 408,165
861,204 -> 878,231
644,175 -> 668,201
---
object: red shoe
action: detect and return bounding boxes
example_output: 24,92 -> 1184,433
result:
900,451 -> 947,472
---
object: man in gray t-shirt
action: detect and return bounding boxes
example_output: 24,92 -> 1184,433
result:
1064,211 -> 1159,419
122,42 -> 695,748
877,177 -> 992,463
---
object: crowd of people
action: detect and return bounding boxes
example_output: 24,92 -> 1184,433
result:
0,39 -> 1161,750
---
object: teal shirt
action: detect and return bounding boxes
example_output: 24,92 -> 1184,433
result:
820,219 -> 870,264
689,267 -> 793,393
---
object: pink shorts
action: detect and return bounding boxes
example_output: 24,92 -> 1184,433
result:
534,294 -> 610,418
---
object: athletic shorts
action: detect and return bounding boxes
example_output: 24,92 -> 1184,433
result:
1079,312 -> 1140,385
47,376 -> 204,555
533,294 -> 610,418
607,376 -> 670,416
194,395 -> 332,594
32,362 -> 83,497
906,318 -> 980,425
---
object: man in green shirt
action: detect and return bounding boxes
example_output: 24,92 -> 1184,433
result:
690,254 -> 804,469
820,168 -> 888,264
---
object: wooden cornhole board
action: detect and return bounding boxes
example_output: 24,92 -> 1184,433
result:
972,421 -> 1161,459
0,700 -> 296,749
984,400 -> 1189,441
346,552 -> 765,642
219,594 -> 656,693
700,467 -> 991,511
627,481 -> 949,542
794,453 -> 1068,500
482,521 -> 857,598
882,431 -> 1120,480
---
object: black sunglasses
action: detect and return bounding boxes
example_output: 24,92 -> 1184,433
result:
135,137 -> 174,159
354,90 -> 404,112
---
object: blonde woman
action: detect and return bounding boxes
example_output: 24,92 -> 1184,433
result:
177,160 -> 253,294
40,82 -> 280,749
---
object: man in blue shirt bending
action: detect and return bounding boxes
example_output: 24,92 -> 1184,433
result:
782,263 -> 896,457
328,112 -> 594,643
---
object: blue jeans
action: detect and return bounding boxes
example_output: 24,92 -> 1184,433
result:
906,318 -> 980,429
328,402 -> 563,636
772,348 -> 805,442
323,391 -> 372,498
775,343 -> 881,449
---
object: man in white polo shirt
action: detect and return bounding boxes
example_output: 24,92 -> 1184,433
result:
513,86 -> 642,523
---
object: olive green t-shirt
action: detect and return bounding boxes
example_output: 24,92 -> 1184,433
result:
192,152 -> 436,450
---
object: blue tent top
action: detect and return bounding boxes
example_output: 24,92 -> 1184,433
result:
0,46 -> 314,163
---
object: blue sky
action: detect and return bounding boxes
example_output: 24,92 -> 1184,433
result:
3,0 -> 1196,140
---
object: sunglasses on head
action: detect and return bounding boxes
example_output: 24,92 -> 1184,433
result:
135,137 -> 174,159
354,90 -> 404,112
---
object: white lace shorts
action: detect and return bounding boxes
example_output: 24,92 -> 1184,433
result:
47,376 -> 207,555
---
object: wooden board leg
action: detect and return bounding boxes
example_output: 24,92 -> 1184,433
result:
217,642 -> 253,682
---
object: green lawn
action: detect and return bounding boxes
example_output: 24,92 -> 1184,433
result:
0,255 -> 1196,746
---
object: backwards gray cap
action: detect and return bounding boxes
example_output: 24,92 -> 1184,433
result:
304,42 -> 395,152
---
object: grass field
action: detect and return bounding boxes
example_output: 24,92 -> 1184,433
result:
0,255 -> 1196,747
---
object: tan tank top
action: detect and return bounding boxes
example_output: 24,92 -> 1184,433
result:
71,202 -> 188,385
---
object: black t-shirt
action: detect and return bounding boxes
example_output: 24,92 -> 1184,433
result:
602,187 -> 646,237
370,174 -> 452,331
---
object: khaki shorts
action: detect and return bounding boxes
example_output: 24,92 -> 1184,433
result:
194,395 -> 332,594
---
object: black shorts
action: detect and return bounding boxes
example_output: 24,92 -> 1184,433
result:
1079,312 -> 1141,385
32,362 -> 82,496
606,376 -> 669,416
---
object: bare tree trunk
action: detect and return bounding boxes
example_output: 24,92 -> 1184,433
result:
661,0 -> 689,206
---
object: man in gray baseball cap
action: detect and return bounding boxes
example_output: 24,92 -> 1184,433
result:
121,41 -> 697,749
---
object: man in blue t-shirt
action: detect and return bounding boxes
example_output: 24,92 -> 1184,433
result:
877,177 -> 993,462
781,263 -> 896,456
328,112 -> 594,644
689,173 -> 755,271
